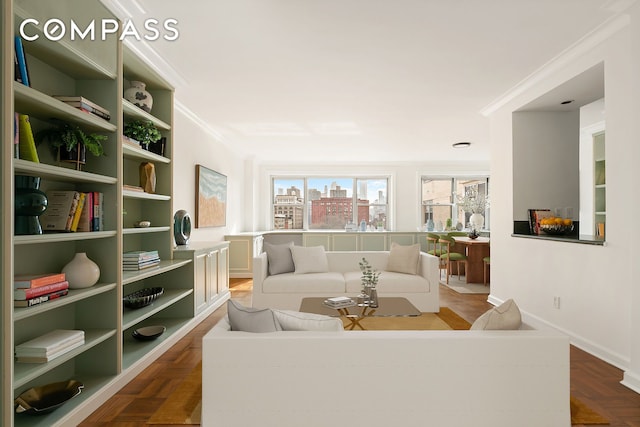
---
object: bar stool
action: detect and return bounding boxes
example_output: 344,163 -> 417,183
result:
483,256 -> 490,286
438,235 -> 468,284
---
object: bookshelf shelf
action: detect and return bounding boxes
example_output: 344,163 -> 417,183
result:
13,159 -> 117,184
122,259 -> 192,285
122,99 -> 171,130
122,289 -> 193,330
14,329 -> 116,389
123,226 -> 171,235
14,231 -> 117,245
123,190 -> 171,201
122,142 -> 171,164
14,83 -> 117,133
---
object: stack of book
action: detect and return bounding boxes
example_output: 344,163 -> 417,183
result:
123,250 -> 160,271
52,95 -> 111,121
14,273 -> 69,308
39,191 -> 104,232
15,329 -> 85,363
323,296 -> 356,309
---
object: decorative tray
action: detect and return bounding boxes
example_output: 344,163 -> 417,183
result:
540,224 -> 574,235
123,287 -> 164,309
15,380 -> 84,414
132,325 -> 166,341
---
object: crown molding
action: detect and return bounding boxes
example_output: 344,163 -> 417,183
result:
480,13 -> 631,117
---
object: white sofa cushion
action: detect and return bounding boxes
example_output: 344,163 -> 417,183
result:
471,299 -> 522,330
227,300 -> 282,332
262,272 -> 346,294
386,242 -> 420,275
273,310 -> 344,331
345,271 -> 430,294
291,246 -> 329,274
264,241 -> 295,275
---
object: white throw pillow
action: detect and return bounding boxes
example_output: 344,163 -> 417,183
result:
273,310 -> 344,331
470,299 -> 522,330
290,246 -> 329,274
227,300 -> 282,332
264,241 -> 295,275
386,242 -> 420,275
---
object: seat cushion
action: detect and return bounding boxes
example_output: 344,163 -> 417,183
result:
262,272 -> 345,294
344,271 -> 430,293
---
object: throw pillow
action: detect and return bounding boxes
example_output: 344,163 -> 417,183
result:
264,241 -> 295,275
290,245 -> 329,274
272,310 -> 344,331
470,299 -> 522,330
386,242 -> 420,275
227,299 -> 282,332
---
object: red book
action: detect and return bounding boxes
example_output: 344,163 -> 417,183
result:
14,281 -> 69,300
13,273 -> 66,290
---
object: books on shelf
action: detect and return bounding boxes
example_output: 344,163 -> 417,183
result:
527,209 -> 552,235
17,114 -> 39,163
14,272 -> 66,290
92,191 -> 104,231
123,184 -> 144,192
14,281 -> 69,300
70,192 -> 87,232
76,192 -> 93,232
15,329 -> 85,363
324,296 -> 356,309
14,36 -> 30,87
40,191 -> 80,232
14,288 -> 69,307
52,95 -> 111,121
123,250 -> 160,270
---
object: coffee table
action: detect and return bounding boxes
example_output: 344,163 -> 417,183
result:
299,297 -> 421,330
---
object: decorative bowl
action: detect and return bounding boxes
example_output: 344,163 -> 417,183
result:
134,220 -> 151,228
123,287 -> 164,309
15,380 -> 84,414
540,224 -> 574,235
132,325 -> 166,341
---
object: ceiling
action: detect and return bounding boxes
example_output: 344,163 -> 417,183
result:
105,0 -> 629,164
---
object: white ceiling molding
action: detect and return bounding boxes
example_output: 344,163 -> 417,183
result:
480,12 -> 631,117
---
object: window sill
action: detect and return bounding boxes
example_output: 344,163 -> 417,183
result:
511,233 -> 605,246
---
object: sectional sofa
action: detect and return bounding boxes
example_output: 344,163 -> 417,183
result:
202,306 -> 571,427
251,244 -> 440,312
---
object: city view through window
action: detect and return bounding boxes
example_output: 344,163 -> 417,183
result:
272,178 -> 388,230
421,177 -> 489,230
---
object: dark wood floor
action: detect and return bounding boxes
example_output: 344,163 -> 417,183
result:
79,280 -> 640,427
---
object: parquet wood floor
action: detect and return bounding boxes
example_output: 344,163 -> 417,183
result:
79,280 -> 640,426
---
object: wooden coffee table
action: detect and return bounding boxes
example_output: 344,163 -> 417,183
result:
300,297 -> 421,330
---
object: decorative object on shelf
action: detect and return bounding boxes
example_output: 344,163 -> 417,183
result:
446,218 -> 453,230
124,80 -> 153,112
147,136 -> 166,156
132,325 -> 166,341
468,229 -> 480,239
140,162 -> 156,193
195,164 -> 227,228
540,223 -> 575,235
123,119 -> 161,150
62,252 -> 100,289
173,210 -> 192,245
426,218 -> 434,231
15,380 -> 84,414
457,186 -> 489,231
134,220 -> 151,228
14,175 -> 47,235
456,221 -> 463,231
35,120 -> 107,170
123,287 -> 164,309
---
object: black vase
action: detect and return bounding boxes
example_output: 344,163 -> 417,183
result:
15,175 -> 48,235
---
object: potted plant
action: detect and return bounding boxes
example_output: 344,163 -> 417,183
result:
123,120 -> 161,150
35,121 -> 107,170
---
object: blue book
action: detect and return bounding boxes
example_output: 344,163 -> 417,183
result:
14,36 -> 30,87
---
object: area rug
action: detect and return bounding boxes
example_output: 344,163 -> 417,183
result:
148,307 -> 608,426
441,275 -> 490,294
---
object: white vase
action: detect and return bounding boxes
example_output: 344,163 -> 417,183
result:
469,213 -> 485,231
62,252 -> 100,289
124,80 -> 153,113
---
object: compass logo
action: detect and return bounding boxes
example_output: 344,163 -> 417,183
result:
19,18 -> 179,42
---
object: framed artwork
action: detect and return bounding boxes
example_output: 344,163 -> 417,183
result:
195,164 -> 227,228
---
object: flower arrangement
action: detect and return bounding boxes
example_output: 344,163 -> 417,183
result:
359,257 -> 381,288
456,187 -> 489,214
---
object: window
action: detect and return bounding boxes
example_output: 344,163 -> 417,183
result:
271,177 -> 389,230
421,177 -> 489,230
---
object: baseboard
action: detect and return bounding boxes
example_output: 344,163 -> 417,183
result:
621,371 -> 640,394
487,293 -> 630,375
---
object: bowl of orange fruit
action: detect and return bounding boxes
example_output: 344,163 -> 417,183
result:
539,217 -> 574,235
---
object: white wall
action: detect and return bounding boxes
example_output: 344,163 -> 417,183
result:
172,104 -> 246,243
488,11 -> 639,391
252,162 -> 488,232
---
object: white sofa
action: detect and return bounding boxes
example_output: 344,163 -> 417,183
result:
202,317 -> 571,427
252,250 -> 440,312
